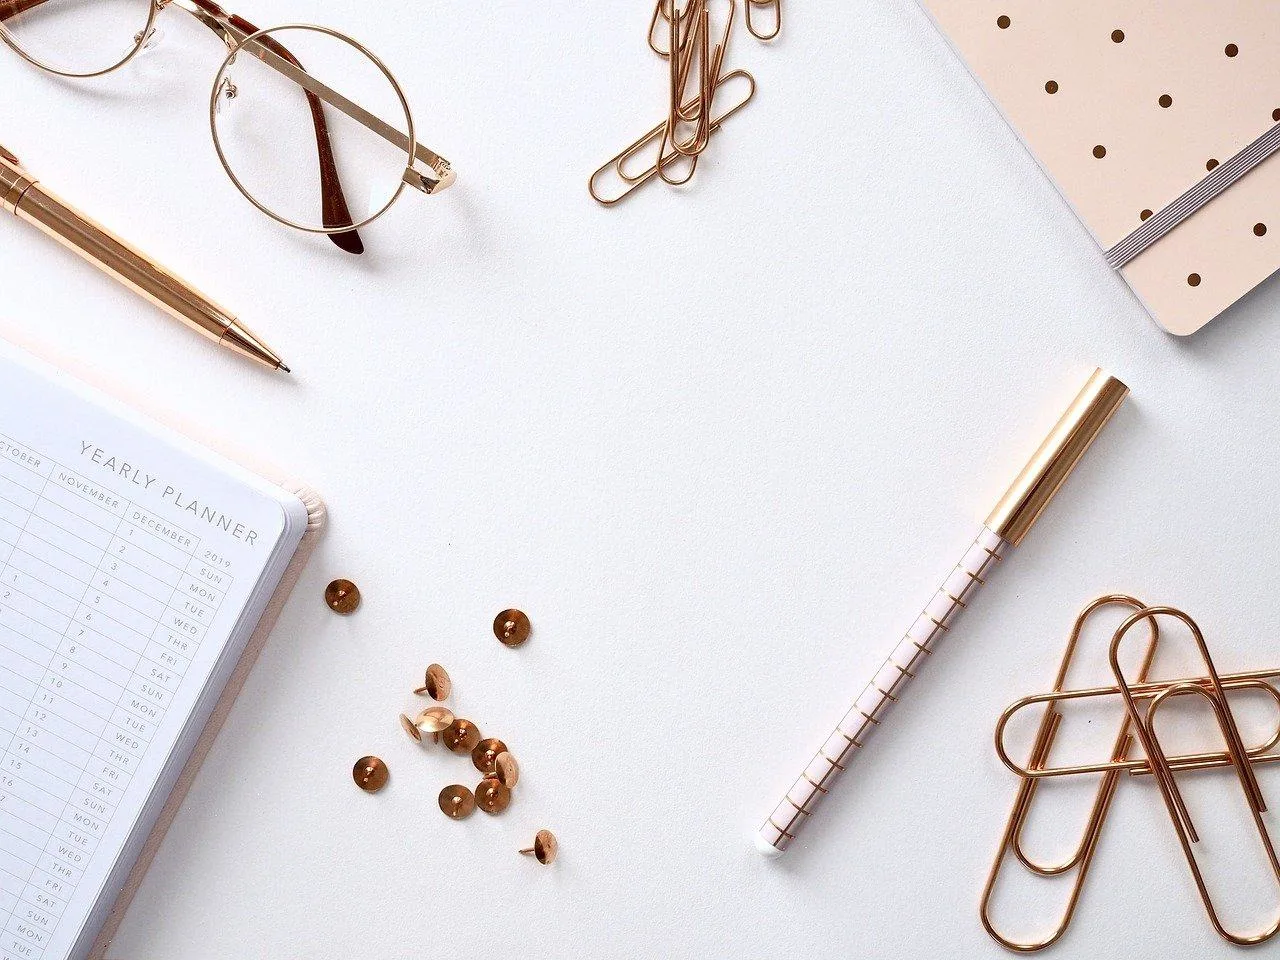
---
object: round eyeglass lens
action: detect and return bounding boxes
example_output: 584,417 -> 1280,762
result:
0,0 -> 155,76
210,25 -> 414,234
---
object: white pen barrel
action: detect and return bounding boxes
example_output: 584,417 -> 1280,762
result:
756,525 -> 1009,854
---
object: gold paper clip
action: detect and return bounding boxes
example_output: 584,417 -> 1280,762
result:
664,0 -> 735,161
648,0 -> 693,58
745,0 -> 780,41
980,596 -> 1159,952
1110,606 -> 1280,945
588,70 -> 756,206
597,0 -> 751,204
996,669 -> 1280,780
663,0 -> 711,161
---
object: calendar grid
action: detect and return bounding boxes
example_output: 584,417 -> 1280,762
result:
0,461 -> 55,784
0,432 -> 233,960
30,506 -> 130,924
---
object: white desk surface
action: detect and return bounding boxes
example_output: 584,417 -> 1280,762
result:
5,1 -> 1280,957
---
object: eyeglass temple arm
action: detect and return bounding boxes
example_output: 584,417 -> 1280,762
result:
176,0 -> 454,195
239,34 -> 455,194
175,0 -> 364,253
0,0 -> 48,21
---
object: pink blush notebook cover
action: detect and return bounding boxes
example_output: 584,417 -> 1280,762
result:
917,0 -> 1280,335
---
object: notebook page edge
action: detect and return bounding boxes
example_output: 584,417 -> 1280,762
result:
0,337 -> 314,960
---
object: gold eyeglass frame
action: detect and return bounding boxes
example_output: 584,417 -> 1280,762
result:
0,0 -> 455,239
209,23 -> 421,235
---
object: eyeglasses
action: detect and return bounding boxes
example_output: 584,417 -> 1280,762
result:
0,0 -> 455,254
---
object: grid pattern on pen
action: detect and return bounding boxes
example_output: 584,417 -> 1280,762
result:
758,526 -> 1008,852
0,433 -> 230,960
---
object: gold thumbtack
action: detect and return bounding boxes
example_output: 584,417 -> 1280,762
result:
352,756 -> 388,792
476,777 -> 512,814
439,784 -> 476,819
400,706 -> 455,743
493,752 -> 520,788
494,609 -> 531,647
398,713 -> 423,743
417,706 -> 455,744
442,718 -> 481,754
324,579 -> 361,614
472,738 -> 508,774
417,706 -> 455,732
519,829 -> 558,864
414,663 -> 451,700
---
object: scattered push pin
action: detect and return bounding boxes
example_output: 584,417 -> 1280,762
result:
398,713 -> 421,742
416,706 -> 455,736
414,663 -> 451,700
352,756 -> 388,792
471,738 -> 508,774
520,830 -> 558,864
439,784 -> 476,820
442,718 -> 481,754
325,579 -> 361,614
494,609 -> 531,647
493,752 -> 520,788
399,705 -> 456,744
476,777 -> 512,814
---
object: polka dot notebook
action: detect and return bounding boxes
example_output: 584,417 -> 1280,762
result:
918,1 -> 1280,334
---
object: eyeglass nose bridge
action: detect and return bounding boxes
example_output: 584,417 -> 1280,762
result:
163,0 -> 243,53
131,24 -> 165,54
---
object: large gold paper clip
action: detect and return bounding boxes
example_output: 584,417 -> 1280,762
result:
980,596 -> 1159,952
983,600 -> 1280,950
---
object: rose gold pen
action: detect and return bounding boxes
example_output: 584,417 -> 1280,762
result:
0,145 -> 289,373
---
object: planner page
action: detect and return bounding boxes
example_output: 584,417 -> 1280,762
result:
0,343 -> 307,960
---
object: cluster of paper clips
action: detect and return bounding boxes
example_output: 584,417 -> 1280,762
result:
588,0 -> 780,206
982,596 -> 1280,950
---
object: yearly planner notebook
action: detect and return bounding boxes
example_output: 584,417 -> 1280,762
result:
0,338 -> 322,960
918,1 -> 1280,334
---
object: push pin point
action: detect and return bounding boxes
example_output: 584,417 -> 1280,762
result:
520,830 -> 558,864
414,663 -> 451,700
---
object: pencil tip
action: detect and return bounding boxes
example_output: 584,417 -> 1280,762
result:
279,363 -> 292,374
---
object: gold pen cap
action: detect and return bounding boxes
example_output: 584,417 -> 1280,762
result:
986,368 -> 1129,546
0,145 -> 34,214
